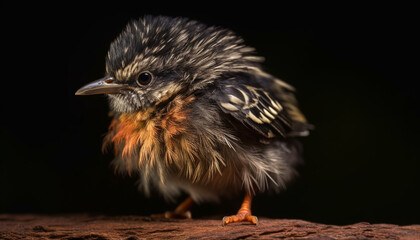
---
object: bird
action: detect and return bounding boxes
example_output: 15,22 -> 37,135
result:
75,15 -> 311,226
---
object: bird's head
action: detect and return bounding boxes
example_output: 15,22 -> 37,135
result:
76,15 -> 263,113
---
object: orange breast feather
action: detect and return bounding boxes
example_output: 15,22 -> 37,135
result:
105,96 -> 196,172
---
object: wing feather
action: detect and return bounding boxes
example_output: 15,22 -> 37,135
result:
214,82 -> 297,138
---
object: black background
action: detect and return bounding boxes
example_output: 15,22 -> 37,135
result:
1,3 -> 418,225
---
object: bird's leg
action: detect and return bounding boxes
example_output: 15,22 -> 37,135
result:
151,196 -> 194,219
222,193 -> 258,226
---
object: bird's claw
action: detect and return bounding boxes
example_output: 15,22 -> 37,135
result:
222,213 -> 258,226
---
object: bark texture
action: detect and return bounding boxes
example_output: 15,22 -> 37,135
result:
1,214 -> 419,239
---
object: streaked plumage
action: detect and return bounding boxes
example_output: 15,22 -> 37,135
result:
77,15 -> 311,224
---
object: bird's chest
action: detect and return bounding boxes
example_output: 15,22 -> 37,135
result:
105,95 -> 197,171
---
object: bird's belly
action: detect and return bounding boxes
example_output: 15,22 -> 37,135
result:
164,163 -> 244,202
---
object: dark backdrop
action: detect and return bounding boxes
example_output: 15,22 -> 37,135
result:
1,3 -> 418,225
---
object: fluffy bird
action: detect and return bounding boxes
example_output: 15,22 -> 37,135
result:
76,15 -> 311,225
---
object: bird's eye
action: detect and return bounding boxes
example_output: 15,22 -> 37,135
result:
136,72 -> 153,86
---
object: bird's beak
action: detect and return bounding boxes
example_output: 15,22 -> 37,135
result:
75,76 -> 127,95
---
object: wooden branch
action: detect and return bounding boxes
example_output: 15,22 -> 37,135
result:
1,214 -> 419,239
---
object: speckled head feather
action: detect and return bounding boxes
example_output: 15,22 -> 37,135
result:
104,16 -> 270,115
104,16 -> 269,114
106,16 -> 263,82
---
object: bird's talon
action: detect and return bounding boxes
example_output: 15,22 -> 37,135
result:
250,216 -> 259,225
222,216 -> 229,226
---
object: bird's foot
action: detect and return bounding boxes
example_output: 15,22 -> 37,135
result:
222,212 -> 258,226
222,193 -> 258,226
151,210 -> 192,219
151,196 -> 194,219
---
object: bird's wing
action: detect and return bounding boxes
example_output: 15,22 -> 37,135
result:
212,81 -> 310,139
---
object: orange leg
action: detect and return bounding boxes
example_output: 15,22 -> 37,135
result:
151,197 -> 194,219
222,193 -> 258,226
